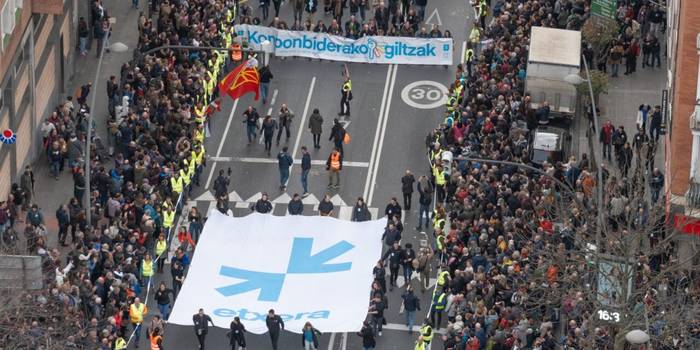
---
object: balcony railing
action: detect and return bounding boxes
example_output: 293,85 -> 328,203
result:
691,105 -> 700,131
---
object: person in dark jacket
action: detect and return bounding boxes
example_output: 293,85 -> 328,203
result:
266,309 -> 285,350
328,119 -> 346,155
154,282 -> 174,320
301,322 -> 321,349
193,308 -> 215,350
351,197 -> 372,222
401,287 -> 421,332
288,193 -> 304,215
384,197 -> 402,221
277,146 -> 293,190
56,204 -> 70,246
382,222 -> 401,246
402,242 -> 416,284
301,146 -> 312,196
357,321 -> 376,349
382,242 -> 404,290
252,193 -> 273,213
259,65 -> 274,104
401,170 -> 415,210
262,115 -> 279,156
416,175 -> 433,230
308,109 -> 324,149
318,193 -> 335,216
229,317 -> 246,350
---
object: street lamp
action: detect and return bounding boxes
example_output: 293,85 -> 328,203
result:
84,41 -> 129,224
626,329 -> 651,345
564,56 -> 606,294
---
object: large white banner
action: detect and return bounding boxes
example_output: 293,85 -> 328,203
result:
235,24 -> 453,65
169,211 -> 386,334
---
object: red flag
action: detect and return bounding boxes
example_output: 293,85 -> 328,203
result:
218,60 -> 260,101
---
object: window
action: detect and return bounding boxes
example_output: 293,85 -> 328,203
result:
1,0 -> 15,36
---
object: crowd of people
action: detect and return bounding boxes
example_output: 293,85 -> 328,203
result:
397,0 -> 696,350
0,0 -> 697,348
236,0 -> 453,39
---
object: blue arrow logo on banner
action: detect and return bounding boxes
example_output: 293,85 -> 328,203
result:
216,266 -> 286,302
287,238 -> 354,274
216,238 -> 354,301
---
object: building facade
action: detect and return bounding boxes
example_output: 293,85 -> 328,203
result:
0,0 -> 77,200
665,0 -> 700,257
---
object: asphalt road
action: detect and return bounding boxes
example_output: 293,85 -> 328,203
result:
133,2 -> 472,349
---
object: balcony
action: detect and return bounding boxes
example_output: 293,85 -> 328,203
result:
691,103 -> 700,131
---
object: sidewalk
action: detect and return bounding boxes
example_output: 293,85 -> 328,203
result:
597,59 -> 667,177
20,0 -> 141,249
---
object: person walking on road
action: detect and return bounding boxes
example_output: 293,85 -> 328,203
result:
193,308 -> 215,350
277,146 -> 293,191
326,148 -> 342,189
401,170 -> 415,210
649,105 -> 662,142
600,121 -> 614,162
357,321 -> 376,350
262,115 -> 278,156
301,146 -> 311,196
301,322 -> 322,350
229,316 -> 247,350
276,104 -> 294,145
329,119 -> 346,155
243,106 -> 260,145
415,175 -> 433,230
129,297 -> 148,347
266,309 -> 285,350
339,73 -> 352,116
308,108 -> 324,149
260,64 -> 274,104
401,286 -> 421,333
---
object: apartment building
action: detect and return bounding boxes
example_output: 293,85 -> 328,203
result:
0,0 -> 77,199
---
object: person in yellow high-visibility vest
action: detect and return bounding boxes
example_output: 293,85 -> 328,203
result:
420,321 -> 433,347
194,102 -> 207,125
155,232 -> 167,273
436,269 -> 450,290
129,297 -> 148,345
113,335 -> 127,350
163,207 -> 175,232
141,253 -> 154,285
464,42 -> 475,77
194,123 -> 205,144
192,143 -> 205,187
432,164 -> 447,203
170,171 -> 183,200
414,335 -> 426,350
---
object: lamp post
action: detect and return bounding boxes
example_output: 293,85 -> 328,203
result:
564,56 -> 606,255
84,42 -> 129,224
626,329 -> 651,347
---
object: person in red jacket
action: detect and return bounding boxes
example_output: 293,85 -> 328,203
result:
599,120 -> 614,162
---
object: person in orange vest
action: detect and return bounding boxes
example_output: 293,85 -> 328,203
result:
326,148 -> 342,189
148,326 -> 164,350
231,42 -> 242,63
129,297 -> 149,346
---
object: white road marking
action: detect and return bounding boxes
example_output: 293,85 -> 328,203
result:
288,77 -> 317,187
401,80 -> 448,110
425,8 -> 442,26
341,332 -> 347,350
461,40 -> 467,64
208,156 -> 369,167
205,99 -> 240,189
367,65 -> 398,206
270,88 -> 278,105
363,65 -> 394,202
328,332 -> 336,350
383,323 -> 446,335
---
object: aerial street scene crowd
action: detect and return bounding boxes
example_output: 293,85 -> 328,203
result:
0,0 -> 698,349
